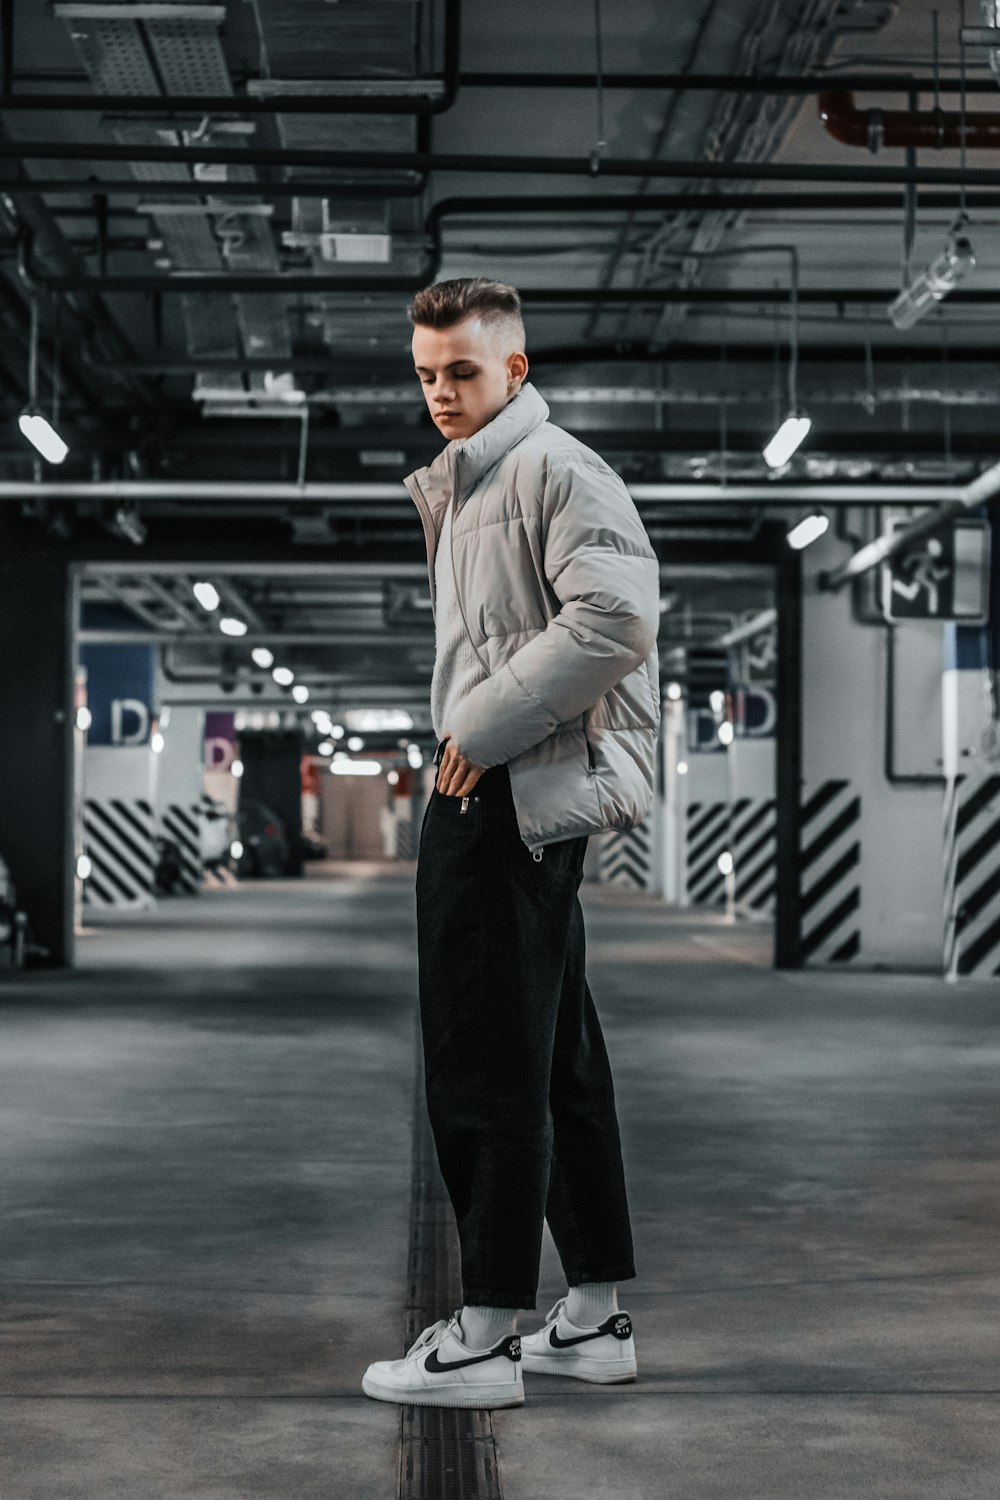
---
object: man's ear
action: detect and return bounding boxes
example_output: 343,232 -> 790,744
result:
508,351 -> 529,383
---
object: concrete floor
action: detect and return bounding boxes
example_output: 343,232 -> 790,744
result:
1,868 -> 997,1498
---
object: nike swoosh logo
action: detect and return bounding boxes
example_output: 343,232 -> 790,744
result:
548,1326 -> 610,1348
549,1316 -> 632,1348
425,1337 -> 520,1373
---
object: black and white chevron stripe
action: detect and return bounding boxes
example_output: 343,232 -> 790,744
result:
598,820 -> 654,891
944,769 -> 1000,979
730,796 -> 777,915
82,797 -> 155,909
799,780 -> 861,965
161,801 -> 203,894
685,799 -> 729,906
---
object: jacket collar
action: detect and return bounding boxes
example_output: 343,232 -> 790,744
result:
406,381 -> 550,515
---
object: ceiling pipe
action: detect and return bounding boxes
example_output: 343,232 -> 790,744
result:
4,138 -> 1000,187
4,70 -> 1000,111
818,89 -> 1000,150
0,480 -> 988,506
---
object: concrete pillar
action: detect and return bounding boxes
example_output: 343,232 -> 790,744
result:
801,518 -> 945,971
0,541 -> 76,967
942,615 -> 1000,979
155,706 -> 206,895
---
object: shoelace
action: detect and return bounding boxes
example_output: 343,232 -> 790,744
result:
403,1311 -> 461,1363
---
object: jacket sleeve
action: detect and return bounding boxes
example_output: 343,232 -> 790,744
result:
445,453 -> 660,768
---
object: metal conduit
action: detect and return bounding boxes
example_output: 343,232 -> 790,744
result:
3,139 -> 1000,186
2,70 -> 1000,111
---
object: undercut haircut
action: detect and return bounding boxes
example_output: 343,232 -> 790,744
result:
407,277 -> 526,355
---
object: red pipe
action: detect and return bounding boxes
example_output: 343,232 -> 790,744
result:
818,89 -> 1000,151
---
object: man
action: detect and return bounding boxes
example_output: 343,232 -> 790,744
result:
362,278 -> 660,1410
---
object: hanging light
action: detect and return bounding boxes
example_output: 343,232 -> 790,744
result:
762,248 -> 811,469
763,414 -> 812,469
787,510 -> 830,550
18,294 -> 69,463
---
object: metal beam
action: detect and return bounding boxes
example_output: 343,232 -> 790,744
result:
2,139 -> 1000,186
1,70 -> 998,112
1,479 -> 990,506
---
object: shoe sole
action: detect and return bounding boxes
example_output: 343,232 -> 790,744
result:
520,1353 -> 637,1384
361,1373 -> 525,1409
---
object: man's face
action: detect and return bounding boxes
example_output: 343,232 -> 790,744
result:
411,315 -> 525,442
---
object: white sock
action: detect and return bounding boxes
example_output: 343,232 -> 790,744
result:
565,1282 -> 619,1327
458,1305 -> 518,1350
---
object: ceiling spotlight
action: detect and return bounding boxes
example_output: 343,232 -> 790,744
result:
107,504 -> 147,546
787,510 -> 830,550
219,616 -> 247,636
665,681 -> 683,701
19,409 -> 68,464
251,646 -> 274,668
763,414 -> 812,469
292,684 -> 310,704
888,217 -> 975,330
272,666 -> 294,687
193,581 -> 220,610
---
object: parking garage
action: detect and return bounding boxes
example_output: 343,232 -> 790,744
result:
1,2 -> 999,1497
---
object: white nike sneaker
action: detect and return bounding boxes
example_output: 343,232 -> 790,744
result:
361,1310 -> 525,1409
519,1297 -> 637,1383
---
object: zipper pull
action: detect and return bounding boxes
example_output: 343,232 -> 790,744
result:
460,795 -> 469,815
533,849 -> 543,862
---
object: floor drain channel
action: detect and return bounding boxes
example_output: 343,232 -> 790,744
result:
398,1034 -> 504,1500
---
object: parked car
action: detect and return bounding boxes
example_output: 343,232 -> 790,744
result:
0,851 -> 26,967
154,835 -> 185,896
200,797 -> 236,866
235,800 -> 289,877
299,831 -> 328,861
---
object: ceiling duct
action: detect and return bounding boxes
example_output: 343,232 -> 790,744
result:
53,0 -> 292,414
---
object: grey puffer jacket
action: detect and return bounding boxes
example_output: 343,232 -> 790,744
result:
404,382 -> 661,859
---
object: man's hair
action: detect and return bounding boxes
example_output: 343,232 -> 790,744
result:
406,277 -> 526,353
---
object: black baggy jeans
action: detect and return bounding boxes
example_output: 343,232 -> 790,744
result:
414,737 -> 637,1310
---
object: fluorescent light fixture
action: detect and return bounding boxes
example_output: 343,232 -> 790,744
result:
665,681 -> 683,701
75,706 -> 92,731
193,581 -> 220,610
150,731 -> 165,753
251,646 -> 274,668
344,708 -> 414,731
18,410 -> 68,463
330,759 -> 383,776
219,616 -> 247,636
787,511 -> 830,550
717,850 -> 734,876
292,685 -> 310,704
888,226 -> 975,330
230,839 -> 244,859
272,666 -> 294,687
718,721 -> 735,746
676,760 -> 688,775
763,414 -> 812,469
76,854 -> 92,880
232,759 -> 244,778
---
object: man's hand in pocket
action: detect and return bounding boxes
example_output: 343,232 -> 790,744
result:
436,733 -> 488,797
